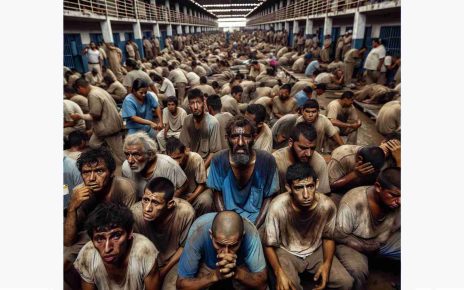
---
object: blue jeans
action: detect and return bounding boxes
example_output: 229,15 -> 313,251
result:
127,127 -> 157,139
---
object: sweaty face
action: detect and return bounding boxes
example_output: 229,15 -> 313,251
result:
290,176 -> 318,208
377,184 -> 401,209
168,149 -> 187,167
302,107 -> 319,123
92,227 -> 131,265
189,97 -> 204,117
134,87 -> 148,101
167,101 -> 177,114
290,134 -> 316,164
141,189 -> 168,221
210,231 -> 242,255
279,89 -> 290,100
124,144 -> 149,173
228,125 -> 254,166
81,159 -> 112,193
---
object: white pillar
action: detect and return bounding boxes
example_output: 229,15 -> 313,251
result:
185,25 -> 190,34
153,23 -> 160,38
100,18 -> 114,43
164,0 -> 170,9
177,25 -> 183,35
371,24 -> 381,38
323,16 -> 332,37
293,20 -> 299,34
284,21 -> 290,32
305,18 -> 313,36
81,32 -> 91,45
352,11 -> 366,48
167,24 -> 173,36
196,26 -> 201,33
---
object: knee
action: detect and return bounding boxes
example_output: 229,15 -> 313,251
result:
197,189 -> 213,207
336,273 -> 354,290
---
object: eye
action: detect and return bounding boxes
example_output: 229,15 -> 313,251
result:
142,197 -> 149,203
112,232 -> 122,240
94,236 -> 104,243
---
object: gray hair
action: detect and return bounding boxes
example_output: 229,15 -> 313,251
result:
123,132 -> 157,155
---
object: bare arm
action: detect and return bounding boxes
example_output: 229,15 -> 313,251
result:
81,280 -> 97,290
176,271 -> 219,290
204,153 -> 214,169
255,197 -> 272,229
264,246 -> 297,290
330,118 -> 361,130
159,247 -> 183,282
144,259 -> 162,290
150,84 -> 159,95
64,208 -> 79,247
212,190 -> 225,211
174,180 -> 189,198
330,161 -> 374,192
185,183 -> 206,204
330,132 -> 345,147
334,229 -> 380,254
233,266 -> 267,290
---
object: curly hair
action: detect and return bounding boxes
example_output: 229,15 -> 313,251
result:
85,202 -> 134,238
76,147 -> 116,174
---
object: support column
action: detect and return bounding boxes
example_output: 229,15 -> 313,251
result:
305,18 -> 313,37
132,21 -> 144,58
167,24 -> 173,36
153,23 -> 160,38
100,19 -> 114,43
196,26 -> 201,33
323,16 -> 332,38
284,21 -> 290,32
185,25 -> 190,34
371,24 -> 381,38
352,11 -> 366,48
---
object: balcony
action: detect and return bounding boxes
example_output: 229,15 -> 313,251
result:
64,0 -> 218,27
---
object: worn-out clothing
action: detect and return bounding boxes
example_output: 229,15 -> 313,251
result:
272,96 -> 298,117
106,81 -> 127,103
327,145 -> 362,185
64,100 -> 86,135
315,72 -> 334,84
292,57 -> 306,73
131,198 -> 195,266
122,92 -> 159,135
249,62 -> 266,80
265,192 -> 337,257
88,86 -> 123,137
376,100 -> 401,135
354,84 -> 391,102
162,107 -> 187,133
74,234 -> 158,290
122,69 -> 153,89
194,84 -> 215,97
207,150 -> 280,223
295,115 -> 339,153
326,100 -> 359,141
221,94 -> 241,116
274,247 -> 353,290
122,154 -> 187,198
168,68 -> 188,84
70,94 -> 89,113
254,123 -> 273,153
255,86 -> 273,98
179,113 -> 222,159
160,78 -> 176,98
272,113 -> 299,143
364,45 -> 386,71
272,147 -> 331,194
213,112 -> 233,150
178,213 -> 266,278
182,152 -> 207,193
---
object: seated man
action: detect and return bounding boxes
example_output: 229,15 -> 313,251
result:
64,85 -> 89,114
326,91 -> 362,145
245,104 -> 273,153
207,116 -> 280,228
221,85 -> 243,116
297,99 -> 344,153
64,99 -> 86,138
176,211 -> 268,290
206,94 -> 233,151
272,83 -> 298,121
122,132 -> 188,199
314,69 -> 344,90
74,203 -> 161,290
166,137 -> 213,217
273,122 -> 331,194
335,167 -> 401,290
180,89 -> 222,169
131,177 -> 195,290
328,145 -> 386,194
194,76 -> 216,97
156,96 -> 187,153
104,75 -> 127,103
151,72 -> 176,103
84,68 -> 103,86
264,163 -> 353,290
64,148 -> 137,287
376,100 -> 401,136
294,86 -> 314,109
64,130 -> 88,160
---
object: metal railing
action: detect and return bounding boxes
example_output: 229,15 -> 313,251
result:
247,0 -> 400,25
64,0 -> 217,26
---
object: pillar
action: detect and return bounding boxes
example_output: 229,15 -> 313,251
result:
196,26 -> 201,33
371,24 -> 381,38
132,21 -> 144,58
167,24 -> 173,36
340,26 -> 346,35
323,16 -> 332,38
185,25 -> 190,34
153,23 -> 160,38
284,21 -> 290,32
352,11 -> 366,48
100,19 -> 114,43
305,18 -> 313,37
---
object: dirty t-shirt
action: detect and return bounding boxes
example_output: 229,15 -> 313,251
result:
178,213 -> 266,278
254,123 -> 273,153
221,95 -> 241,116
183,152 -> 207,193
194,84 -> 216,97
168,68 -> 188,84
272,113 -> 299,142
376,100 -> 401,135
64,100 -> 86,131
162,107 -> 187,133
207,150 -> 280,223
122,69 -> 153,88
265,192 -> 336,258
255,87 -> 273,98
296,115 -> 339,152
272,147 -> 331,194
179,113 -> 222,159
74,233 -> 158,290
70,94 -> 89,113
214,112 -> 234,150
326,99 -> 358,123
88,86 -> 123,137
272,96 -> 298,117
131,198 -> 195,266
122,154 -> 187,198
107,81 -> 127,101
335,186 -> 400,244
292,57 -> 306,73
327,145 -> 362,184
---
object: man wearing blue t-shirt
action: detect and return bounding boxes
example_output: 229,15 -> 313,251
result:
207,115 -> 279,229
305,57 -> 321,77
294,86 -> 314,108
176,211 -> 267,290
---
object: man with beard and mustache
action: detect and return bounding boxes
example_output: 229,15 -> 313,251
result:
179,89 -> 222,169
272,83 -> 298,121
272,122 -> 331,194
264,163 -> 354,290
131,177 -> 195,290
122,132 -> 188,199
334,167 -> 401,290
207,115 -> 280,229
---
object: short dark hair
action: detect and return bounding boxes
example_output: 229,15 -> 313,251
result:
211,81 -> 220,89
73,78 -> 89,90
206,94 -> 222,111
290,122 -> 317,142
125,58 -> 138,69
150,72 -> 163,82
286,163 -> 318,185
316,83 -> 326,91
187,88 -> 203,101
384,132 -> 401,142
76,147 -> 116,174
64,85 -> 76,94
303,86 -> 313,94
280,83 -> 292,92
103,75 -> 115,84
302,99 -> 320,111
145,177 -> 175,201
165,96 -> 178,106
85,203 -> 134,238
226,115 -> 256,137
132,78 -> 149,92
246,104 -> 267,123
358,146 -> 386,171
200,76 -> 207,84
165,136 -> 186,155
68,130 -> 87,147
377,167 -> 401,190
231,85 -> 243,95
340,91 -> 354,99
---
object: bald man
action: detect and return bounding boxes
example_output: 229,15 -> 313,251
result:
176,211 -> 267,290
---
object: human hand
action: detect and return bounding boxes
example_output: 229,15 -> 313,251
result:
214,253 -> 237,280
313,263 -> 330,290
354,161 -> 375,177
70,113 -> 82,120
276,269 -> 297,290
68,186 -> 92,211
385,139 -> 401,165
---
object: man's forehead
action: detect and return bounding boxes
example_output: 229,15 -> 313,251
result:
143,190 -> 165,200
296,134 -> 315,145
125,144 -> 144,152
94,226 -> 125,236
293,176 -> 315,186
82,159 -> 107,169
212,232 -> 241,245
232,126 -> 251,134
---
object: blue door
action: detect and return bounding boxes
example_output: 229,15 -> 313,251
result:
379,25 -> 401,56
125,32 -> 134,41
90,33 -> 104,44
331,27 -> 340,58
288,21 -> 294,47
318,28 -> 323,45
113,32 -> 127,63
144,31 -> 152,38
64,33 -> 85,73
363,26 -> 373,50
160,30 -> 167,50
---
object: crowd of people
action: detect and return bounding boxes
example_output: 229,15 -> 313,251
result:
63,28 -> 401,290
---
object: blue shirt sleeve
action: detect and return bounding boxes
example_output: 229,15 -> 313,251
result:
146,91 -> 159,109
304,63 -> 312,76
177,233 -> 203,278
121,95 -> 137,120
243,224 -> 267,273
263,155 -> 280,198
206,154 -> 224,191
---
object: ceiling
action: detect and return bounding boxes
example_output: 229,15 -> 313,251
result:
195,0 -> 265,18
